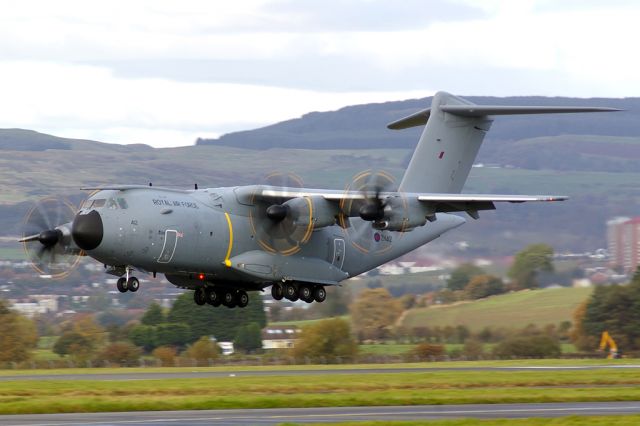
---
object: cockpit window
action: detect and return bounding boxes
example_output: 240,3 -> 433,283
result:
107,198 -> 118,209
91,199 -> 106,208
117,198 -> 128,209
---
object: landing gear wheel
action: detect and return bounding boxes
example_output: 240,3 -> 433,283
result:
206,288 -> 221,307
194,288 -> 206,306
116,277 -> 127,293
313,286 -> 327,303
299,284 -> 313,303
127,277 -> 139,292
284,283 -> 298,301
271,283 -> 284,301
237,290 -> 249,308
223,291 -> 237,308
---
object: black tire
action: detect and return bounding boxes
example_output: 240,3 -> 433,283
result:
127,277 -> 139,293
271,283 -> 284,300
194,288 -> 206,306
223,291 -> 236,308
299,284 -> 313,303
206,288 -> 221,307
237,290 -> 249,308
212,291 -> 222,307
284,283 -> 298,302
313,286 -> 327,303
116,277 -> 127,293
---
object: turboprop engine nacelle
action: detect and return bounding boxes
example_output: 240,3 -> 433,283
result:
372,198 -> 428,232
286,196 -> 339,229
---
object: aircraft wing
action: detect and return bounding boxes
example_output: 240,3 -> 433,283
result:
254,186 -> 567,215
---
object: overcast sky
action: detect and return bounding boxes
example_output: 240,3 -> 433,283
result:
1,0 -> 638,148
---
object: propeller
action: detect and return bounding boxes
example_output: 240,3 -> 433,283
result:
339,170 -> 407,255
19,198 -> 82,278
249,172 -> 315,256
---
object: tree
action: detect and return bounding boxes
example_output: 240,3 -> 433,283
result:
447,263 -> 485,291
128,324 -> 156,352
465,275 -> 505,300
96,341 -> 141,366
167,292 -> 266,341
508,244 -> 554,290
578,273 -> 640,351
234,322 -> 263,354
141,302 -> 165,326
53,331 -> 94,361
292,318 -> 358,363
154,323 -> 191,348
185,336 -> 219,365
350,288 -> 402,341
0,301 -> 38,363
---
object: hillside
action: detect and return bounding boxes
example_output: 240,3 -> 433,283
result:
401,287 -> 593,332
197,95 -> 640,153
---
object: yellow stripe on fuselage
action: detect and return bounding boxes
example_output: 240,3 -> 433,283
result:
224,212 -> 233,267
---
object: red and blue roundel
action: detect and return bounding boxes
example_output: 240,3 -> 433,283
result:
374,232 -> 381,242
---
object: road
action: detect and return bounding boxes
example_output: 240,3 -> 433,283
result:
2,364 -> 640,381
2,402 -> 640,425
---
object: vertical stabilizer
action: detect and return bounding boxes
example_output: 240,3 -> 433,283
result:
398,91 -> 492,194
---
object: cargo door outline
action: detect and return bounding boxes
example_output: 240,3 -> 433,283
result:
332,238 -> 345,270
157,230 -> 178,263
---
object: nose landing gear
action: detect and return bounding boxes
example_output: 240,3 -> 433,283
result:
116,268 -> 140,293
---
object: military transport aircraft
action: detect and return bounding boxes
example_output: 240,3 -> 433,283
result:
20,92 -> 618,308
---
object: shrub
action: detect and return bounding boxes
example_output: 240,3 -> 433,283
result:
462,339 -> 485,360
492,335 -> 561,359
185,336 -> 219,366
408,343 -> 445,361
152,346 -> 177,366
96,341 -> 142,366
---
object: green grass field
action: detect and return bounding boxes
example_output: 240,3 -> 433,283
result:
2,362 -> 640,414
293,417 -> 640,426
402,287 -> 592,331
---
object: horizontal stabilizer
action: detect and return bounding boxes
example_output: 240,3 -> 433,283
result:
388,104 -> 620,130
440,105 -> 621,117
387,108 -> 431,130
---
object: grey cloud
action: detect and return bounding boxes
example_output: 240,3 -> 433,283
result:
91,58 -> 584,97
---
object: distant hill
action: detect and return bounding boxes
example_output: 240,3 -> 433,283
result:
197,95 -> 640,151
401,287 -> 593,332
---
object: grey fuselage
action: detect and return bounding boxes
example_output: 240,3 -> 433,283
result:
76,186 -> 465,291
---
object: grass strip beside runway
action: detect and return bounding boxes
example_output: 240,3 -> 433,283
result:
284,416 -> 640,426
2,369 -> 640,414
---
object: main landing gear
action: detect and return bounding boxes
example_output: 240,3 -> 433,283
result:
271,283 -> 326,303
194,287 -> 250,309
116,269 -> 140,293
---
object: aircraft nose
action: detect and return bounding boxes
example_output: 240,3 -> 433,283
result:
72,210 -> 104,251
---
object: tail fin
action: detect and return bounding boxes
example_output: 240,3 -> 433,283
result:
394,91 -> 620,194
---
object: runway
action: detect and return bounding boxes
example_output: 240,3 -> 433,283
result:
2,402 -> 640,425
2,364 -> 640,382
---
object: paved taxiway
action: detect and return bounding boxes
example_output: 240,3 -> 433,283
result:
2,402 -> 640,425
2,364 -> 640,381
